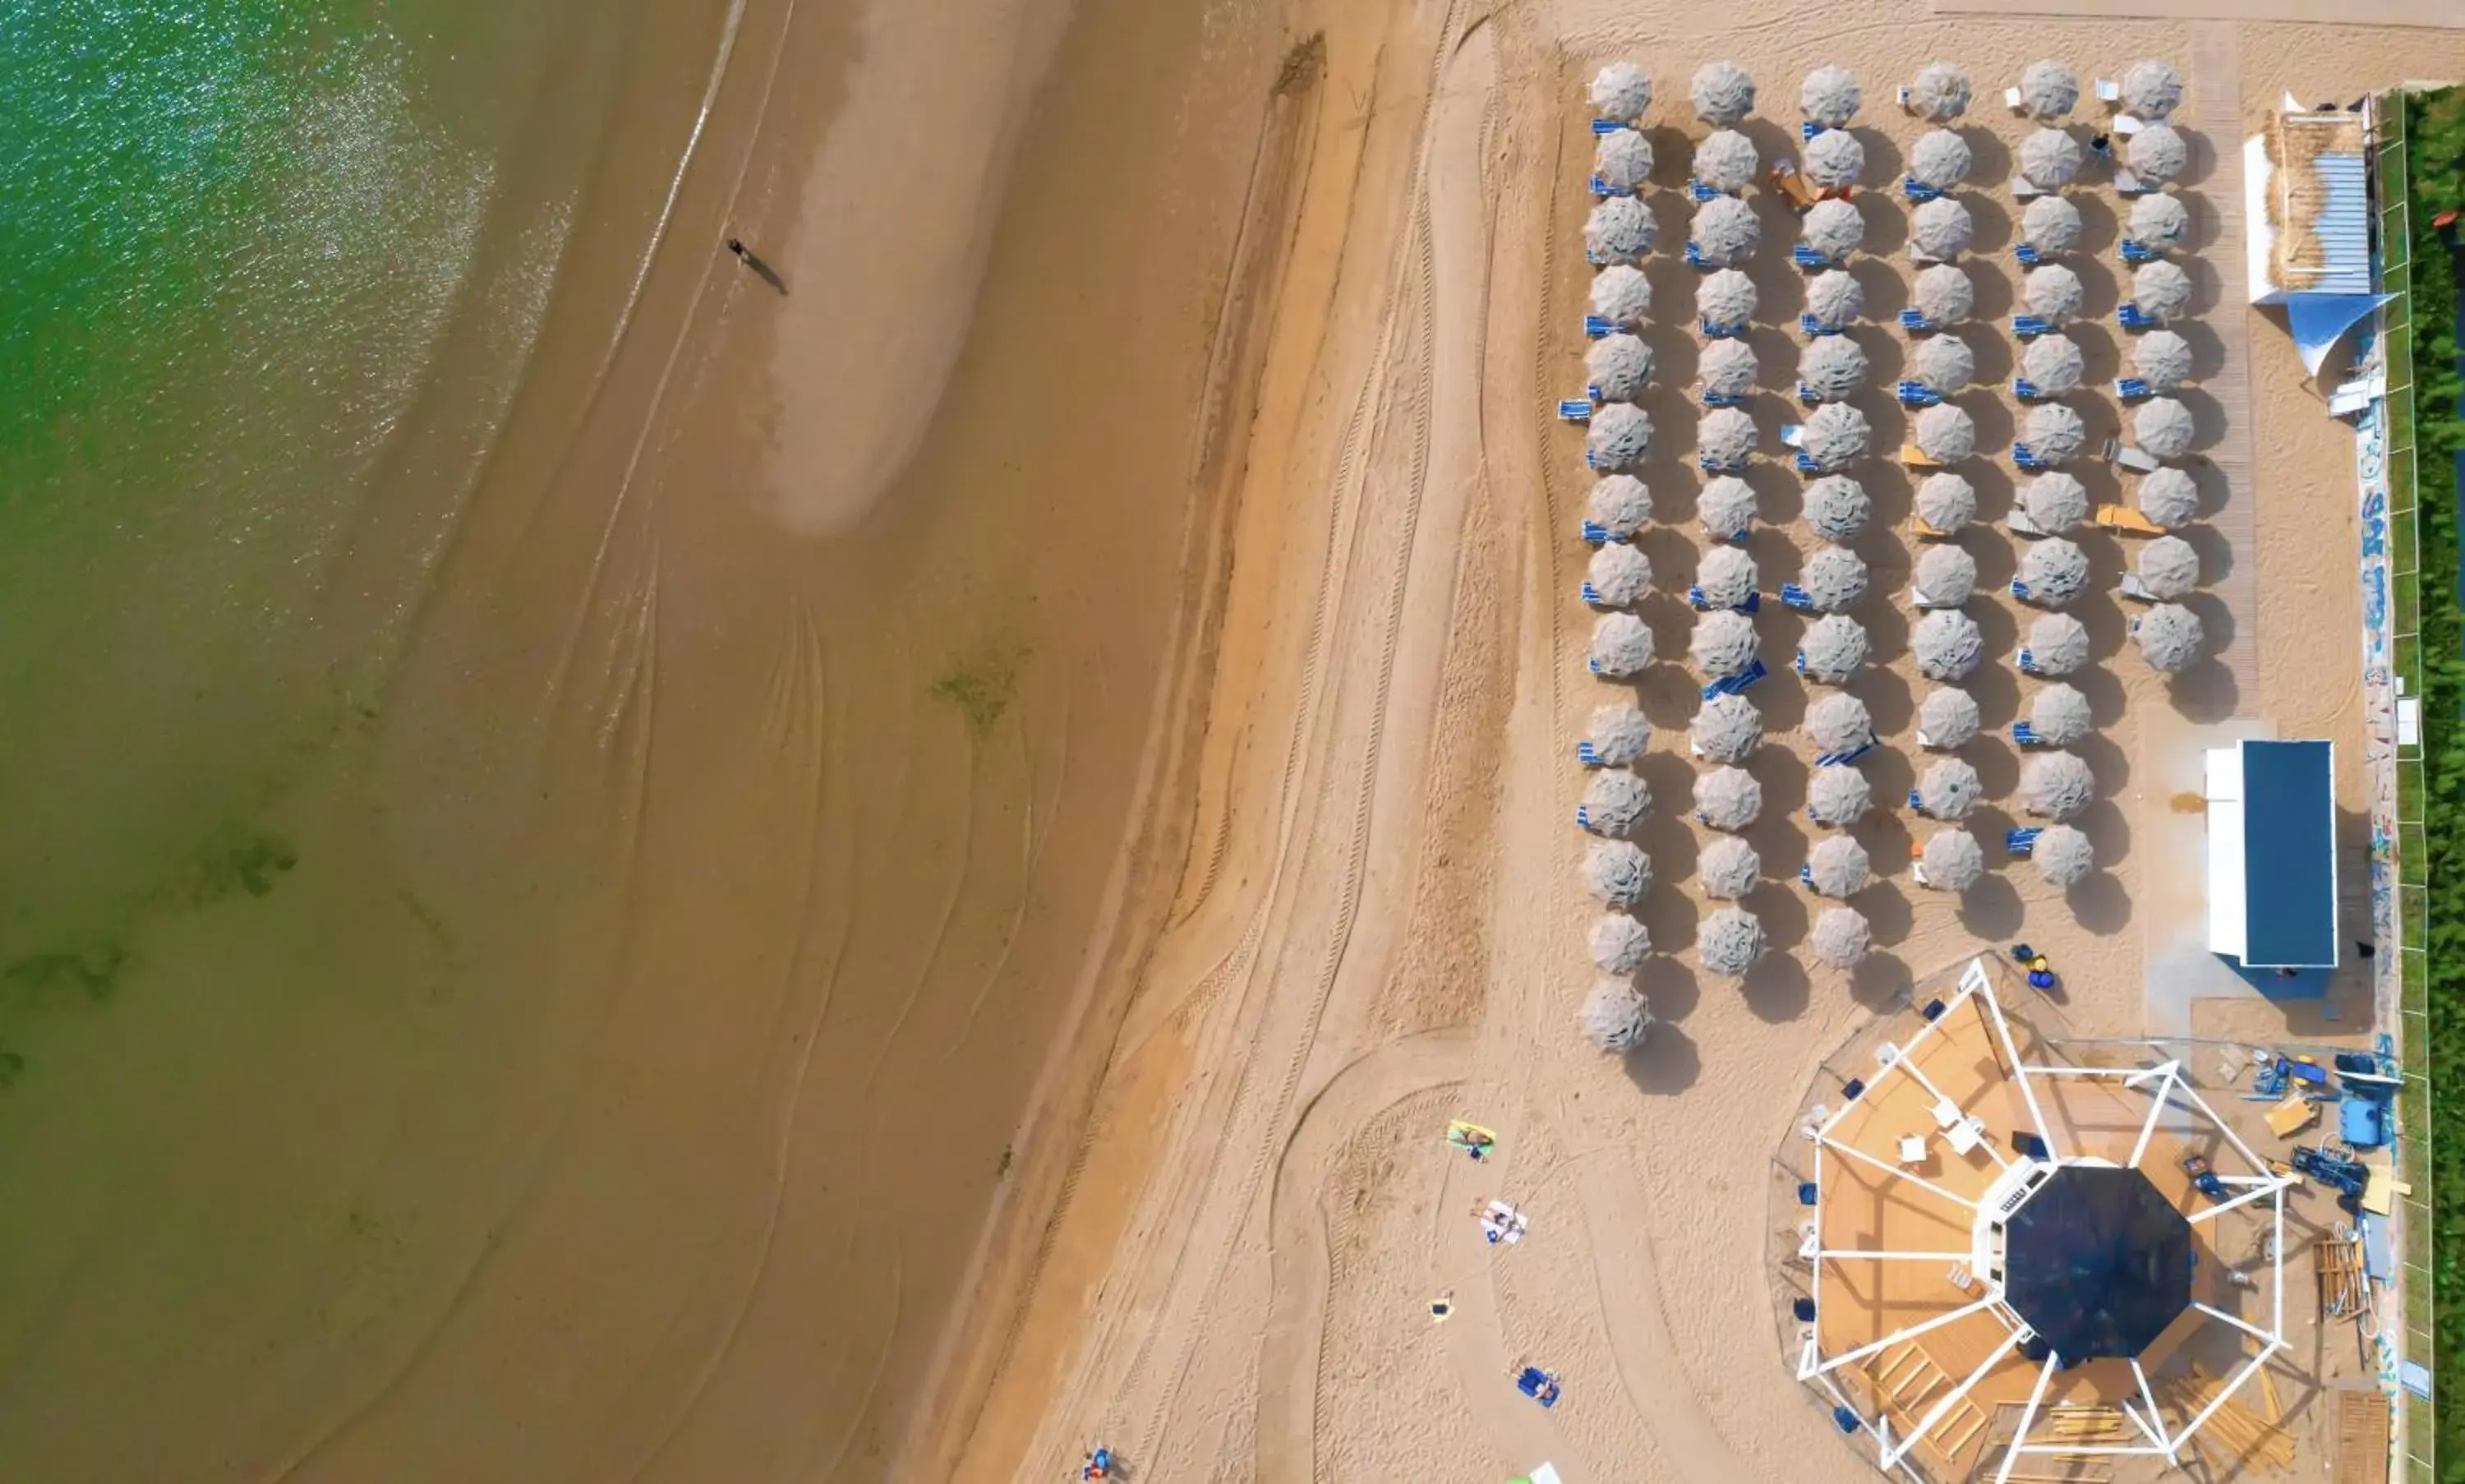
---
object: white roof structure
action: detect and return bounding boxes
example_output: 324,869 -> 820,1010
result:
2244,103 -> 2390,373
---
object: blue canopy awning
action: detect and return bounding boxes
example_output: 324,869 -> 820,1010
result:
2286,293 -> 2393,375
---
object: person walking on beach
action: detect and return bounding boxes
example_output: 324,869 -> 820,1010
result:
726,236 -> 787,294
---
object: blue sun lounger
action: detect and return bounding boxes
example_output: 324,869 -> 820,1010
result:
1576,740 -> 1605,766
1557,399 -> 1594,422
2014,242 -> 2044,268
1702,389 -> 1749,408
1801,120 -> 1826,141
1818,740 -> 1877,767
2113,376 -> 2154,402
1590,118 -> 1625,136
1780,583 -> 1818,611
1796,382 -> 1824,407
2120,238 -> 2163,264
1585,449 -> 1625,471
1792,244 -> 1831,270
1896,380 -> 1942,408
1793,450 -> 1823,474
1583,315 -> 1615,339
1800,313 -> 1844,337
1580,520 -> 1616,546
1589,175 -> 1622,198
2011,314 -> 2054,339
1699,658 -> 1769,699
2012,443 -> 2052,472
2013,377 -> 2047,402
1689,585 -> 1760,613
1899,308 -> 1936,333
2013,721 -> 2049,746
1698,451 -> 1748,472
1703,318 -> 1748,339
2010,578 -> 2040,603
1581,582 -> 1608,605
2016,646 -> 2048,675
1688,180 -> 1721,202
1901,177 -> 1942,203
2007,827 -> 2042,855
1684,242 -> 1714,270
2117,303 -> 2159,331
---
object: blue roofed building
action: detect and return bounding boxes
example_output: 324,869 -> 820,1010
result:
2203,738 -> 2339,969
2243,102 -> 2390,379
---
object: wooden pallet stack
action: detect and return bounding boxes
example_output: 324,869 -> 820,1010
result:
2159,1363 -> 2297,1473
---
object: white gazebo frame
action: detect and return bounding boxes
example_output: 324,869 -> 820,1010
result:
1794,957 -> 2294,1479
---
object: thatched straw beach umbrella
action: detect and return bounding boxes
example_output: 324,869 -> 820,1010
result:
2137,466 -> 2199,528
1587,334 -> 1652,401
2026,612 -> 2091,675
2018,537 -> 2089,606
1691,610 -> 1759,677
2021,333 -> 2085,394
1698,906 -> 1765,977
1698,407 -> 1759,468
2033,823 -> 2095,887
2025,264 -> 2085,321
2030,683 -> 2093,745
1807,692 -> 1874,754
1918,686 -> 1980,748
2019,127 -> 2084,190
2023,403 -> 2086,462
1920,827 -> 1985,890
1802,66 -> 1861,127
2020,749 -> 2094,819
1695,130 -> 1761,195
1804,476 -> 1871,542
1582,767 -> 1651,836
1808,764 -> 1873,827
1581,977 -> 1654,1053
2136,533 -> 2200,599
1698,268 -> 1758,326
1696,544 -> 1759,609
1799,335 -> 1869,401
1583,838 -> 1651,906
1805,127 -> 1865,190
1699,475 -> 1758,542
1591,62 -> 1654,123
2135,397 -> 2195,459
1910,129 -> 1973,190
1804,269 -> 1864,330
1588,403 -> 1652,468
1914,543 -> 1978,605
1590,265 -> 1652,325
1914,264 -> 1974,324
1588,474 -> 1652,537
2129,191 -> 2189,247
1911,334 -> 1975,395
2134,329 -> 2193,391
1591,612 -> 1654,675
1912,62 -> 1972,123
1692,196 -> 1760,266
1596,128 -> 1654,192
2020,60 -> 2080,121
2123,60 -> 2182,119
2132,260 -> 2193,321
1800,403 -> 1871,470
1802,547 -> 1870,611
2134,602 -> 2205,671
2021,194 -> 2083,252
1590,913 -> 1652,974
1919,757 -> 1984,819
1695,766 -> 1763,831
1691,62 -> 1757,125
1917,472 -> 1976,532
1912,196 -> 1974,260
1913,608 -> 1984,680
1806,834 -> 1873,896
1587,541 -> 1652,606
1802,198 -> 1864,260
2022,471 -> 2089,532
2127,122 -> 2187,184
1698,338 -> 1759,399
1691,692 -> 1762,763
1699,835 -> 1762,899
1914,403 -> 1977,463
1810,906 -> 1872,967
1586,703 -> 1652,767
1587,196 -> 1656,265
1799,614 -> 1869,683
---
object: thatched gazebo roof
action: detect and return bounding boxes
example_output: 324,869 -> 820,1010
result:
2018,537 -> 2089,606
1800,402 -> 1872,470
1806,834 -> 1873,896
2136,533 -> 2200,599
1698,905 -> 1765,976
1916,471 -> 1976,532
1910,129 -> 1974,190
1582,767 -> 1651,836
1596,128 -> 1654,192
1581,977 -> 1654,1053
2134,603 -> 2205,671
2025,263 -> 2084,321
1590,63 -> 1654,123
1804,127 -> 1865,190
1914,543 -> 1978,605
2023,403 -> 2087,462
2132,259 -> 2192,319
1591,611 -> 1655,676
2020,749 -> 2094,819
1918,686 -> 1980,747
1918,757 -> 1984,819
2122,60 -> 2183,119
1802,546 -> 1870,611
2130,191 -> 2190,247
1914,263 -> 1974,323
1590,912 -> 1652,974
1587,196 -> 1656,264
1590,264 -> 1652,325
1699,475 -> 1759,541
1584,838 -> 1652,906
1802,66 -> 1861,127
1587,403 -> 1652,468
1920,827 -> 1985,890
1699,835 -> 1762,899
1810,906 -> 1873,967
1587,334 -> 1652,400
2019,60 -> 2079,121
1691,692 -> 1762,763
1586,703 -> 1652,767
1698,406 -> 1759,468
1695,543 -> 1759,609
1912,63 -> 1972,123
1807,691 -> 1875,754
1912,196 -> 1974,259
1805,268 -> 1865,330
1808,764 -> 1874,827
1910,333 -> 1975,394
1695,128 -> 1761,193
2128,122 -> 2187,183
1799,614 -> 1870,683
2026,612 -> 2091,675
1915,403 -> 1977,463
1913,608 -> 1985,680
2022,471 -> 2089,532
2020,194 -> 2082,252
1698,267 -> 1758,325
2137,467 -> 2199,528
1698,338 -> 1759,397
2134,329 -> 2194,391
1799,335 -> 1869,401
1804,197 -> 1864,260
2033,823 -> 2096,886
1691,62 -> 1757,125
1695,765 -> 1764,831
1690,610 -> 1759,677
1587,474 -> 1652,537
2030,683 -> 2093,745
2135,397 -> 2196,459
1587,540 -> 1652,606
1804,476 -> 1871,542
2018,127 -> 2084,189
2020,332 -> 2085,393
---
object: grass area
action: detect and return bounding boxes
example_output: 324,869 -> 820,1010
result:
2394,84 -> 2463,1484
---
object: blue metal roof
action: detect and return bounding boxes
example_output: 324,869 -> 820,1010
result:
2302,150 -> 2374,294
2241,740 -> 2338,967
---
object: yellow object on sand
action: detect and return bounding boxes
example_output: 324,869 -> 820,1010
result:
2265,1095 -> 2319,1138
1448,1120 -> 1499,1150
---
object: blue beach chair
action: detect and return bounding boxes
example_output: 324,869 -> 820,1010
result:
2011,314 -> 2054,339
1590,118 -> 1624,136
1901,177 -> 1942,204
1579,520 -> 1613,546
1583,314 -> 1616,339
1780,583 -> 1818,612
2117,303 -> 2158,331
1684,242 -> 1714,270
2012,721 -> 2047,746
1557,398 -> 1594,422
2017,646 -> 2047,675
2113,376 -> 2154,402
1702,389 -> 1749,408
1689,180 -> 1721,202
1899,307 -> 1936,333
1800,312 -> 1844,337
1703,318 -> 1748,339
1792,244 -> 1831,270
1896,380 -> 1942,408
1515,1367 -> 1562,1408
1801,120 -> 1825,141
2012,444 -> 2051,472
1817,740 -> 1877,767
2013,377 -> 2046,402
2121,238 -> 2163,264
1699,658 -> 1769,699
1576,740 -> 1604,766
1794,450 -> 1823,474
2014,242 -> 2044,268
2007,827 -> 2043,855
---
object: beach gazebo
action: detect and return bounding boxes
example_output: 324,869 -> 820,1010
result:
1691,610 -> 1760,678
1912,196 -> 1974,260
2135,398 -> 2196,459
1805,128 -> 1865,190
2018,128 -> 2084,191
2123,60 -> 2183,119
1698,906 -> 1764,977
2033,822 -> 2096,885
1810,906 -> 1873,967
1696,544 -> 1760,610
2135,330 -> 2194,392
1910,334 -> 1975,395
2025,264 -> 2084,322
1700,835 -> 1762,899
1583,838 -> 1650,906
1699,338 -> 1759,399
1587,334 -> 1652,401
1804,476 -> 1871,543
1804,198 -> 1865,260
2030,683 -> 2094,746
1914,403 -> 1977,463
1580,978 -> 1654,1053
1699,268 -> 1759,327
2129,191 -> 2190,249
1590,912 -> 1652,974
1918,827 -> 1985,889
1917,686 -> 1980,748
1691,62 -> 1757,125
2021,750 -> 2094,819
1808,693 -> 1875,755
2021,471 -> 2089,533
2018,59 -> 2080,120
1588,474 -> 1652,538
1800,403 -> 1872,471
1585,703 -> 1652,767
1692,692 -> 1762,763
2020,334 -> 2085,395
1590,62 -> 1654,124
1591,265 -> 1652,326
1695,766 -> 1764,831
2132,260 -> 2193,320
2020,194 -> 2082,253
1914,544 -> 1977,606
1587,196 -> 1656,265
1587,541 -> 1652,606
2127,122 -> 2188,185
1802,66 -> 1861,128
1596,128 -> 1654,193
1917,757 -> 1984,819
1587,403 -> 1652,469
1910,62 -> 1971,123
1803,547 -> 1870,612
2137,467 -> 2200,528
2136,534 -> 2200,600
1698,477 -> 1758,543
1799,615 -> 1869,684
2018,537 -> 2090,607
1910,130 -> 1974,191
1913,608 -> 1984,680
1808,766 -> 1874,827
1916,472 -> 1976,532
1698,407 -> 1760,470
1914,264 -> 1974,325
2134,603 -> 2205,671
1590,612 -> 1655,676
1799,336 -> 1870,403
1581,767 -> 1651,836
1805,269 -> 1865,331
1696,129 -> 1762,194
1805,834 -> 1872,896
2026,612 -> 2091,675
2021,403 -> 2087,463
